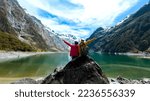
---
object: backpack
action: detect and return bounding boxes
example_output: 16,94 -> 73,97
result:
80,44 -> 89,56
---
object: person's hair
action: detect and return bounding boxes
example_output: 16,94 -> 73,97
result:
75,41 -> 78,45
81,39 -> 84,41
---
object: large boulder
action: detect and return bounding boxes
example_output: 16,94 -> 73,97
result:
42,56 -> 109,84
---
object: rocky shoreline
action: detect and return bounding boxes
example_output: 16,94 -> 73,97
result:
96,52 -> 150,59
11,76 -> 150,84
119,52 -> 150,59
0,51 -> 56,62
109,76 -> 150,84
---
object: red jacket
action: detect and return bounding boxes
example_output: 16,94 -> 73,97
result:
63,40 -> 79,56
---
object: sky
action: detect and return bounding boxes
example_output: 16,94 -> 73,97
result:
17,0 -> 149,39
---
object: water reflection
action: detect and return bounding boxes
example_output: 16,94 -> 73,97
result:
0,53 -> 150,79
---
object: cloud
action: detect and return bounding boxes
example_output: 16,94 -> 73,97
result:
17,0 -> 139,38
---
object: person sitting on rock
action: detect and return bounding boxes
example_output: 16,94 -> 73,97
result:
63,40 -> 79,59
79,38 -> 96,56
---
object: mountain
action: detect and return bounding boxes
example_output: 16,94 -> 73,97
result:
0,0 -> 68,51
56,33 -> 77,40
88,3 -> 150,53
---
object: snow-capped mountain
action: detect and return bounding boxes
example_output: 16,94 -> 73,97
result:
0,0 -> 68,51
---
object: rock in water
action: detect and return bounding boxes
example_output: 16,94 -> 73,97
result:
42,56 -> 109,84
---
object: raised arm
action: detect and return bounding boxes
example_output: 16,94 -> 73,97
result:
63,40 -> 72,47
85,38 -> 96,45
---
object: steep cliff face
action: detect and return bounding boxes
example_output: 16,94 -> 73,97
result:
0,0 -> 68,51
88,3 -> 150,53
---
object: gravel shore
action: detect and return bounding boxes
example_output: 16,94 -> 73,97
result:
0,51 -> 54,62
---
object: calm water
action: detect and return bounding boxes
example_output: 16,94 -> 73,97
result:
0,53 -> 150,80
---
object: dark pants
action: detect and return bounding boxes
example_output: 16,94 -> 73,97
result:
71,56 -> 77,60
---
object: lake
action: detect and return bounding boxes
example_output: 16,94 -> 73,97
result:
0,53 -> 150,83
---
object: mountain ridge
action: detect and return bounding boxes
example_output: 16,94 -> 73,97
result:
88,3 -> 150,53
0,0 -> 68,51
